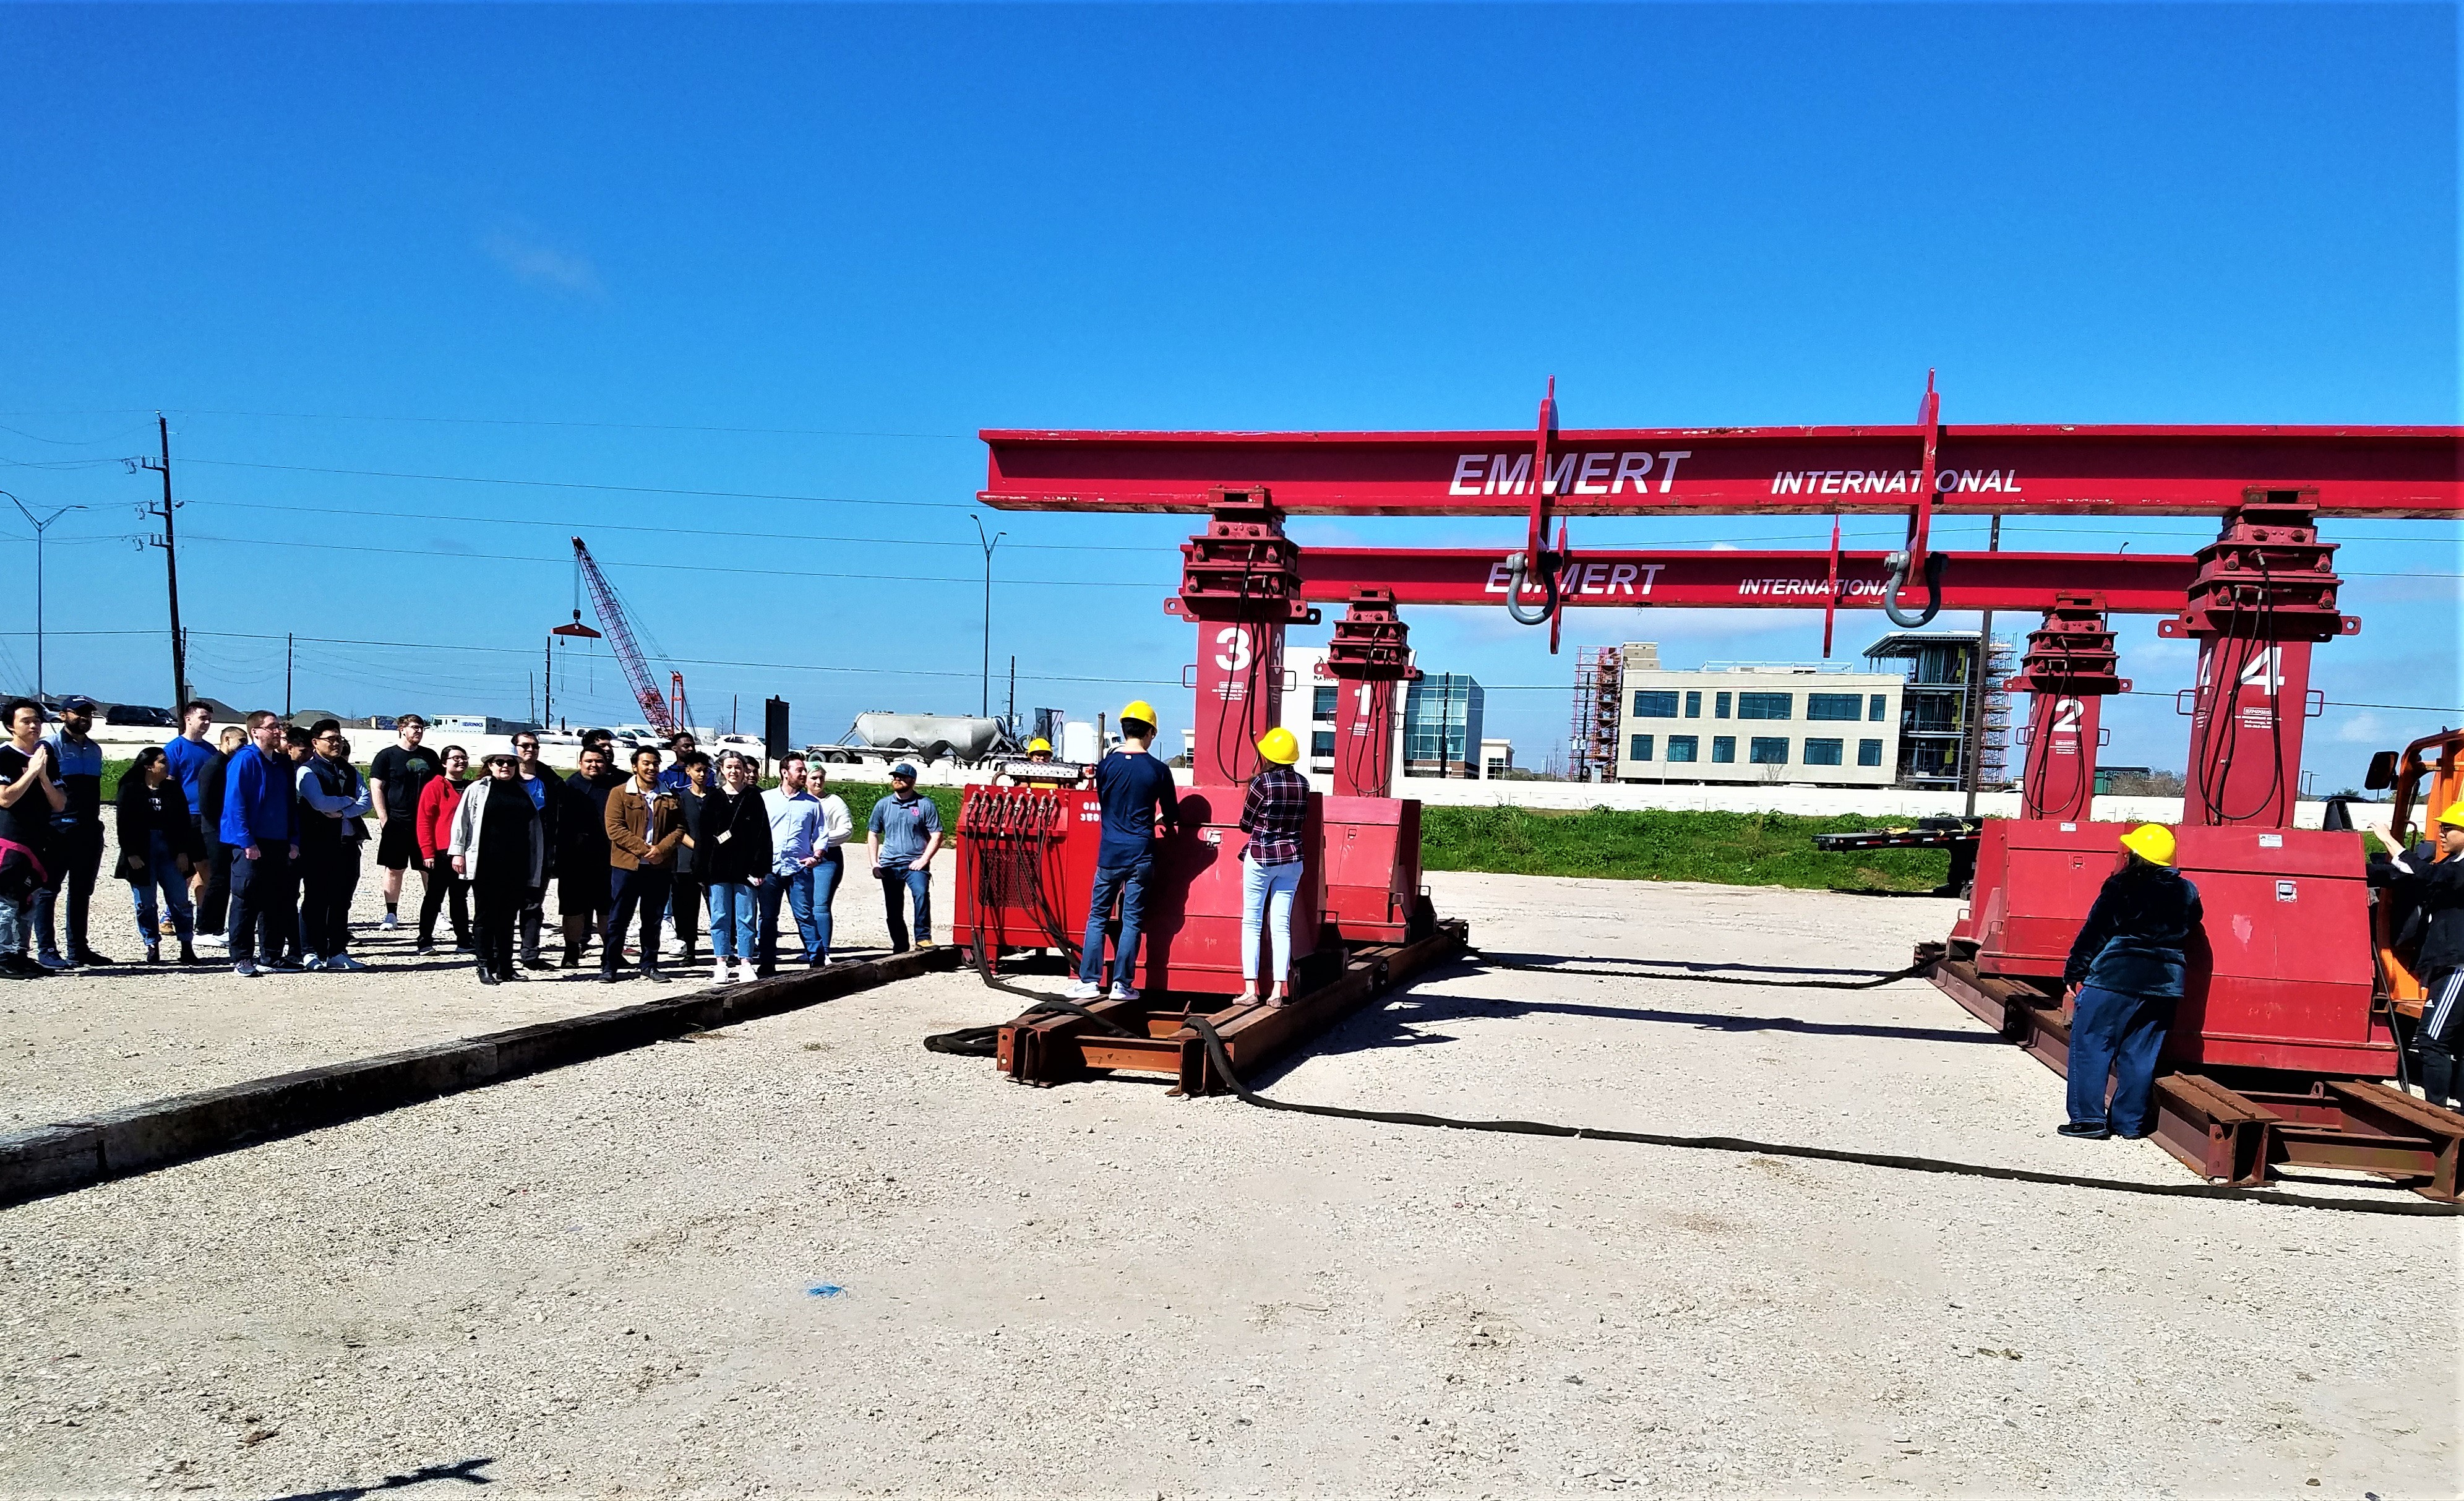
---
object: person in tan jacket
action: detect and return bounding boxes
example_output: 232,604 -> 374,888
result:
601,746 -> 683,983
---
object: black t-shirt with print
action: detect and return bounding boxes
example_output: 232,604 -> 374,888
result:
369,744 -> 442,820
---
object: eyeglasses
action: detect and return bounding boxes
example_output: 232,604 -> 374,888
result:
515,741 -> 540,751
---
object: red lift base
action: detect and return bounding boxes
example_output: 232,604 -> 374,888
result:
997,921 -> 1467,1094
1926,945 -> 2461,1201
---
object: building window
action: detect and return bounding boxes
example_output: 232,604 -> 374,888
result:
1738,692 -> 1793,721
1869,694 -> 1888,721
1715,692 -> 1732,719
1311,686 -> 1337,720
1311,731 -> 1336,758
1685,690 -> 1702,718
1804,738 -> 1844,766
1858,738 -> 1884,767
1402,674 -> 1485,768
1632,690 -> 1680,718
1711,736 -> 1736,763
1629,734 -> 1654,762
1749,737 -> 1790,765
1667,734 -> 1699,763
1807,693 -> 1861,722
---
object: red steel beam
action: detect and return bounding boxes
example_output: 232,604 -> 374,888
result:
1293,548 -> 2197,614
981,425 -> 2462,517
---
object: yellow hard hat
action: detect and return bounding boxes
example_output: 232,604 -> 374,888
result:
2119,823 -> 2178,867
1026,737 -> 1051,754
1256,726 -> 1300,765
2439,800 -> 2464,828
1119,700 -> 1159,727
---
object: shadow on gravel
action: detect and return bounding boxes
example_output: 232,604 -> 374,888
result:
1477,951 -> 1913,979
270,1456 -> 495,1501
1298,989 -> 2003,1066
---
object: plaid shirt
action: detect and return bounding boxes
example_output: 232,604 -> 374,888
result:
1239,766 -> 1309,866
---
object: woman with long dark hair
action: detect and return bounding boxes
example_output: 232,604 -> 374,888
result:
114,746 -> 203,964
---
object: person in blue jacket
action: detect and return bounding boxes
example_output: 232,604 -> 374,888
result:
2059,823 -> 2202,1140
219,710 -> 301,977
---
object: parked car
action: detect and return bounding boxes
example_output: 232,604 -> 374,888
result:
103,703 -> 176,728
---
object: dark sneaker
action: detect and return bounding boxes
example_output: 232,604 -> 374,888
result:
35,952 -> 74,971
2056,1122 -> 2111,1140
71,949 -> 113,966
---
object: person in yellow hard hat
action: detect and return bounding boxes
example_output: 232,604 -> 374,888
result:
2056,823 -> 2204,1140
1026,738 -> 1054,763
1238,725 -> 1310,1005
2369,800 -> 2464,1108
1065,701 -> 1180,1002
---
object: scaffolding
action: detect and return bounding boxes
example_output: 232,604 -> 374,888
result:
1862,630 -> 2014,791
1568,645 -> 1626,783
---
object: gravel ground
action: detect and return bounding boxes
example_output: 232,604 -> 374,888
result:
0,871 -> 2455,1498
2,827 -> 948,1130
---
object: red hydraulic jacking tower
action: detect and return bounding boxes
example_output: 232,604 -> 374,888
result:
954,379 -> 2464,1190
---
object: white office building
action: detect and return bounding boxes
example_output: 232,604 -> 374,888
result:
1283,645 -> 1509,780
1610,649 -> 1905,787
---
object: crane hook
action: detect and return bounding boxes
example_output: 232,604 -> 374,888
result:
1879,549 -> 1947,628
1501,551 -> 1560,626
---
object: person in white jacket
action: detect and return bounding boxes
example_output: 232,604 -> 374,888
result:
448,754 -> 546,985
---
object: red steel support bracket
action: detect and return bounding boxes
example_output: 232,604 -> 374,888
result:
1879,371 -> 1947,627
1501,378 -> 1561,629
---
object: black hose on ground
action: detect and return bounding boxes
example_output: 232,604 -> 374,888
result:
1180,1016 -> 2461,1218
1473,949 -> 1934,991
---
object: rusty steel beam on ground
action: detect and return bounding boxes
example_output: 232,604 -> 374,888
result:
1925,949 -> 2464,1200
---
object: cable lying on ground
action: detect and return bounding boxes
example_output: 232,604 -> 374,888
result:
1474,949 -> 1934,991
1180,1016 -> 2460,1219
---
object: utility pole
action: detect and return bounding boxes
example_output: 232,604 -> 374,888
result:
2,491 -> 85,701
132,415 -> 185,707
1006,655 -> 1016,732
1962,514 -> 2003,819
971,515 -> 1005,718
285,633 -> 294,716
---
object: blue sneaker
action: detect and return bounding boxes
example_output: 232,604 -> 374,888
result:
35,952 -> 73,971
233,960 -> 259,978
303,956 -> 328,971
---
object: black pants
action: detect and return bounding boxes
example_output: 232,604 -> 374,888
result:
194,815 -> 232,933
474,879 -> 530,979
520,885 -> 547,963
418,851 -> 470,947
605,866 -> 672,970
227,843 -> 299,963
296,846 -> 361,960
32,823 -> 103,958
669,877 -> 703,954
2416,966 -> 2463,1108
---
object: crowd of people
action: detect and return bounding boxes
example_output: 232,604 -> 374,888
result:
0,700 -> 950,986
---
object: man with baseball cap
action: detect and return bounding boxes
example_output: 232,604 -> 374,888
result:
32,695 -> 108,968
864,762 -> 942,953
2372,800 -> 2464,1109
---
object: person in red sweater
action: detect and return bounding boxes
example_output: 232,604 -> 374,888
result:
413,745 -> 472,955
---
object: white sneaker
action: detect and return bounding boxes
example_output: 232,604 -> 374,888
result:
1107,983 -> 1139,1002
332,955 -> 368,973
199,934 -> 227,948
1063,979 -> 1102,1000
713,961 -> 734,985
303,956 -> 328,971
734,963 -> 757,984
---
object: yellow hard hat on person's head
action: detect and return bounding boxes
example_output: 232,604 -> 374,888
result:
2439,800 -> 2464,829
2119,824 -> 2178,867
1119,700 -> 1158,728
1027,738 -> 1051,754
1256,726 -> 1300,765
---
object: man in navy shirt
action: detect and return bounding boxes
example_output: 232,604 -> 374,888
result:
1067,701 -> 1180,1002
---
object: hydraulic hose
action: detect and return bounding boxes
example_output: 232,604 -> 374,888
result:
1180,1015 -> 2460,1218
1880,549 -> 1948,629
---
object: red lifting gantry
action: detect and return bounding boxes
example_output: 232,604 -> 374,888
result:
954,379 -> 2464,1195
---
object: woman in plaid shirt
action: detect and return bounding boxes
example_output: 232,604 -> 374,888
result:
1239,726 -> 1310,1005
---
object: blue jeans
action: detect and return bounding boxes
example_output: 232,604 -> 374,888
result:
877,864 -> 930,951
1241,854 -> 1305,988
2066,983 -> 2172,1133
760,849 -> 842,965
1078,850 -> 1154,987
706,880 -> 757,962
128,830 -> 196,945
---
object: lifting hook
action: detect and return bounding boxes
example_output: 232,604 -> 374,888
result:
1500,549 -> 1559,625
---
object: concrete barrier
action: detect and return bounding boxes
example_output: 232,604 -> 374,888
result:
0,945 -> 962,1208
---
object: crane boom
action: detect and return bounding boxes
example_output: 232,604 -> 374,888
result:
570,536 -> 675,734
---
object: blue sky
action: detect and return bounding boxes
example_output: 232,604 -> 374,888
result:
2,3 -> 2455,786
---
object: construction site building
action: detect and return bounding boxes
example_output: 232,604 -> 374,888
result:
1862,630 -> 2014,791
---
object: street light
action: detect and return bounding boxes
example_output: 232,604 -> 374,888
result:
2,491 -> 86,702
971,515 -> 1006,719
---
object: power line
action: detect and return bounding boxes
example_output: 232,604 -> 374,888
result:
174,531 -> 1175,587
171,408 -> 977,441
175,455 -> 975,509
